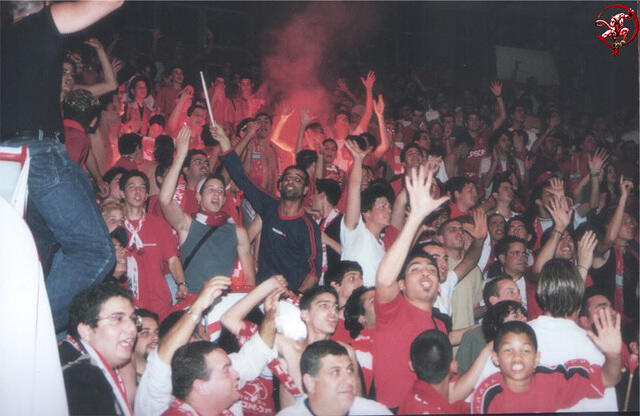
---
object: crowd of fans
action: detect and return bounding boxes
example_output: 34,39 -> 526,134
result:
3,1 -> 639,415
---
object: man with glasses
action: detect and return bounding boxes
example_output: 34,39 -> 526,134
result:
159,127 -> 250,293
60,283 -> 139,416
178,148 -> 210,216
212,125 -> 321,291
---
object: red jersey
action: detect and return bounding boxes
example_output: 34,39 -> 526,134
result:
63,119 -> 90,164
472,360 -> 605,414
399,380 -> 469,415
125,214 -> 178,320
459,127 -> 491,184
448,202 -> 468,219
155,86 -> 180,118
374,293 -> 448,408
331,318 -> 352,345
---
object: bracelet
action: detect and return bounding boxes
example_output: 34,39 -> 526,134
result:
552,229 -> 563,236
590,170 -> 600,177
577,265 -> 589,273
177,281 -> 187,287
186,309 -> 200,323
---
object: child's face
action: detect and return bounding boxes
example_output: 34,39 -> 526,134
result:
492,332 -> 540,390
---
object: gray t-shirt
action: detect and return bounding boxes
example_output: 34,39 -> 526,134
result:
180,219 -> 237,292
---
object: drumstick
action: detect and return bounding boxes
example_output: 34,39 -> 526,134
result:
624,371 -> 634,411
199,71 -> 216,127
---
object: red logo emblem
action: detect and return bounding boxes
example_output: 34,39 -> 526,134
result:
595,4 -> 638,56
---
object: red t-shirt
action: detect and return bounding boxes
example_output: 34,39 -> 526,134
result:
448,201 -> 468,219
472,360 -> 605,413
374,292 -> 448,408
399,380 -> 470,415
459,127 -> 491,184
351,327 -> 375,395
125,214 -> 178,320
63,119 -> 90,164
331,318 -> 352,345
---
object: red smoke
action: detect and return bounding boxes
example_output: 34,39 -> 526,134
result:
261,2 -> 378,150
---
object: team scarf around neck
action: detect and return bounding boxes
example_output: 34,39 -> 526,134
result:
194,210 -> 229,227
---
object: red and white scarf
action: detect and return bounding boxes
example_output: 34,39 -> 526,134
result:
194,210 -> 229,227
124,213 -> 146,299
65,336 -> 132,416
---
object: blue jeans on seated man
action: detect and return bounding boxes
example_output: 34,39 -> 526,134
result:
4,133 -> 115,332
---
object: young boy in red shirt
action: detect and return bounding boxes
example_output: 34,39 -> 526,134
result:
472,311 -> 623,413
399,330 -> 473,414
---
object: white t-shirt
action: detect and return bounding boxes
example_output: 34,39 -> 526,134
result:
528,316 -> 618,412
340,215 -> 385,287
135,332 -> 277,416
277,395 -> 392,416
434,270 -> 459,317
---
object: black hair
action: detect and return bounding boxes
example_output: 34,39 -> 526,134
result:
199,173 -> 227,195
482,275 -> 517,306
149,114 -> 165,127
315,178 -> 342,206
344,286 -> 374,339
154,135 -> 175,166
279,165 -> 310,187
187,103 -> 207,117
579,286 -> 611,318
136,308 -> 159,324
482,300 -> 528,342
118,133 -> 142,156
128,75 -> 151,100
68,283 -> 133,339
254,112 -> 273,124
453,132 -> 474,149
63,89 -> 98,129
494,320 -> 538,353
494,236 -> 527,261
235,118 -> 253,137
325,261 -> 363,288
159,310 -> 186,340
183,149 -> 208,170
400,142 -> 424,163
119,169 -> 150,193
488,128 -> 513,152
360,132 -> 378,151
110,225 -> 129,248
536,258 -> 584,318
155,164 -> 169,188
305,122 -> 324,134
399,251 -> 438,282
445,176 -> 476,203
361,183 -> 394,213
300,340 -> 349,393
506,216 -> 535,247
299,286 -> 338,311
171,341 -> 219,400
410,330 -> 452,384
322,138 -> 338,147
491,172 -> 513,195
103,167 -> 128,184
296,150 -> 318,171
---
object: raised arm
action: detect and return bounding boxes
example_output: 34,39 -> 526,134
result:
576,230 -> 599,280
236,227 -> 256,286
531,195 -> 572,278
295,109 -> 312,154
234,121 -> 259,157
354,71 -> 375,134
159,127 -> 192,242
157,276 -> 231,364
372,94 -> 390,159
220,275 -> 287,335
489,80 -> 506,132
376,162 -> 449,304
595,177 -> 632,255
167,86 -> 193,134
587,309 -> 622,387
269,106 -> 295,155
51,0 -> 123,35
343,139 -> 369,230
455,209 -> 488,280
74,38 -> 118,97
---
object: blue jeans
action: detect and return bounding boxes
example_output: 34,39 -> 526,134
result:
4,133 -> 115,331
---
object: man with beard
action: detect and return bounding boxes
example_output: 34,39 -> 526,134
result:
131,309 -> 159,380
212,125 -> 321,291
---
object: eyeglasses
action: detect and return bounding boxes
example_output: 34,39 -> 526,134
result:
95,313 -> 141,328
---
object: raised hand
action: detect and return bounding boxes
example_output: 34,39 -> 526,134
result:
193,275 -> 231,311
489,80 -> 503,97
577,230 -> 598,271
84,37 -> 104,50
300,108 -> 311,126
587,308 -> 622,358
424,156 -> 442,177
545,195 -> 572,232
588,148 -> 609,173
263,285 -> 285,322
463,209 -> 488,241
245,120 -> 259,137
373,94 -> 385,117
175,126 -> 192,158
210,124 -> 231,151
344,137 -> 369,161
549,177 -> 565,197
280,105 -> 294,122
336,78 -> 350,93
620,176 -> 633,198
404,164 -> 449,221
361,70 -> 376,90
